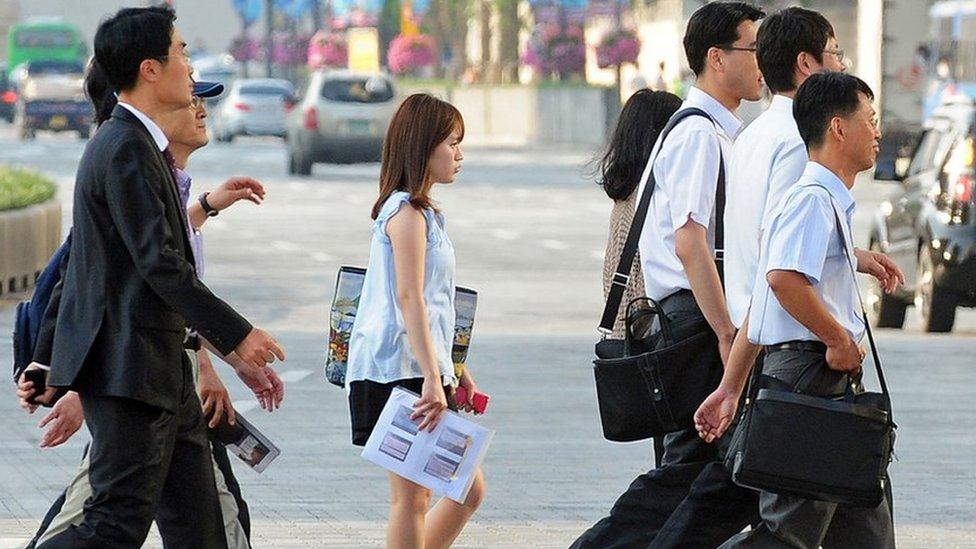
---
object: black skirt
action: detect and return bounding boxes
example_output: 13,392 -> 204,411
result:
349,377 -> 457,446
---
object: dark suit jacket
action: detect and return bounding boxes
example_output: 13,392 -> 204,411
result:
33,105 -> 252,412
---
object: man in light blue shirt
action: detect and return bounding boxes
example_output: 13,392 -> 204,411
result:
718,72 -> 895,549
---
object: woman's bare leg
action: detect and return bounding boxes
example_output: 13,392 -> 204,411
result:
424,468 -> 486,549
388,473 -> 432,549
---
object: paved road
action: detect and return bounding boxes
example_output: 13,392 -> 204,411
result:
0,127 -> 974,548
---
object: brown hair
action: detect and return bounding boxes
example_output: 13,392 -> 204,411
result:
371,93 -> 465,219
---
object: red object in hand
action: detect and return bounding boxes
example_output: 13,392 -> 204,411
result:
454,386 -> 490,415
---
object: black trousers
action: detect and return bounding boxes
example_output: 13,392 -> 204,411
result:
572,291 -> 759,549
37,357 -> 227,549
28,442 -> 250,549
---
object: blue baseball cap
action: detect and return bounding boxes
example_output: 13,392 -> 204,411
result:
193,81 -> 224,98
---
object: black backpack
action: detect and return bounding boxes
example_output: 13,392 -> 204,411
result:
12,231 -> 71,381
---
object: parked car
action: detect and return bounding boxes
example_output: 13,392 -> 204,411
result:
286,70 -> 397,175
0,64 -> 16,123
212,78 -> 295,142
15,59 -> 90,139
871,99 -> 976,332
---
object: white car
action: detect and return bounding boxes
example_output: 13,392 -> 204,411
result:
213,78 -> 295,142
286,70 -> 397,175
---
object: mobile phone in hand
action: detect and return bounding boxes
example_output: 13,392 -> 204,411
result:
24,368 -> 48,405
454,386 -> 490,415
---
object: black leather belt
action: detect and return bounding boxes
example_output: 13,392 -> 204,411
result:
765,340 -> 827,354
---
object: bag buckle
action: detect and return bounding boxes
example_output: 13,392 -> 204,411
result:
714,249 -> 725,261
611,272 -> 630,288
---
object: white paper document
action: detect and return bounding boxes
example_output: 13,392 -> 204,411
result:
361,387 -> 494,503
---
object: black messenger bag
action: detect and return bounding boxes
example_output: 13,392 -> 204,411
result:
593,108 -> 725,442
729,189 -> 897,508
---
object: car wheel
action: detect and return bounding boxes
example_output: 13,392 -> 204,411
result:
866,241 -> 907,328
20,127 -> 35,140
914,245 -> 956,333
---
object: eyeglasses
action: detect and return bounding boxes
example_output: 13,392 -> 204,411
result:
190,96 -> 204,109
155,47 -> 191,63
824,48 -> 845,62
720,45 -> 757,54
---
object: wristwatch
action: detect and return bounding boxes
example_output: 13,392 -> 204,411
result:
199,192 -> 219,217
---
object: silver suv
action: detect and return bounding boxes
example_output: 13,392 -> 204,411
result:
286,69 -> 397,175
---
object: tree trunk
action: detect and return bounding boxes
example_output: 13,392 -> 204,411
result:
496,0 -> 519,84
479,0 -> 492,83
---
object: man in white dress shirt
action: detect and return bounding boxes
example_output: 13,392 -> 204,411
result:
716,71 -> 895,549
572,3 -> 766,547
695,7 -> 902,450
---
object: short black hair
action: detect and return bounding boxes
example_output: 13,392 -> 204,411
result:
684,2 -> 765,76
757,7 -> 835,94
93,6 -> 176,92
794,72 -> 874,149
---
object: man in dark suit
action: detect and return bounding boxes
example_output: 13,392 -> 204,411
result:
19,7 -> 285,548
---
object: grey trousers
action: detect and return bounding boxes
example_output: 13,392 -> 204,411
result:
35,350 -> 250,549
719,348 -> 895,549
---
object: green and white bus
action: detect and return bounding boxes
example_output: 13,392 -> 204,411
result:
6,19 -> 86,77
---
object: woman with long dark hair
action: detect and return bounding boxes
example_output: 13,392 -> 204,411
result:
346,93 -> 484,549
597,89 -> 682,337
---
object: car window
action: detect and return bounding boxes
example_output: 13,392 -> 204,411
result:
905,129 -> 943,176
320,77 -> 393,103
907,125 -> 952,177
27,60 -> 84,76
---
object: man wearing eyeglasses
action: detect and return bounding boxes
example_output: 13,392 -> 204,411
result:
21,80 -> 282,549
696,5 -> 901,467
572,3 -> 766,547
20,7 -> 285,548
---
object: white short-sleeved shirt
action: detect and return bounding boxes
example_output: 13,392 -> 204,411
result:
725,95 -> 809,327
637,87 -> 742,300
747,162 -> 865,345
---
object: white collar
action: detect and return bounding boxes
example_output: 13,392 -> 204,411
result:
768,94 -> 794,114
684,86 -> 743,138
117,101 -> 169,152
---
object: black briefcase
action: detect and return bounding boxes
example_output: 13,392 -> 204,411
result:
594,317 -> 722,442
728,192 -> 897,508
594,108 -> 726,443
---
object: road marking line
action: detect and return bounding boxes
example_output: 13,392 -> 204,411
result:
491,229 -> 519,240
312,252 -> 334,262
272,240 -> 301,252
279,369 -> 314,382
541,239 -> 569,250
590,250 -> 604,260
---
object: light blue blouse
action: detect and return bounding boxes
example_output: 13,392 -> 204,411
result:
346,191 -> 457,387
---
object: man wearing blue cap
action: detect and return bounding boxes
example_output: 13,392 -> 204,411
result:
20,80 -> 282,549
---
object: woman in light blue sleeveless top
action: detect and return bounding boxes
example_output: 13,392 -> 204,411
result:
345,94 -> 485,548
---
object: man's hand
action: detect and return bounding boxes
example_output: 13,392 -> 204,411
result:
694,385 -> 740,443
226,350 -> 284,411
17,363 -> 57,413
207,177 -> 266,211
826,337 -> 863,373
234,328 -> 286,370
854,249 -> 905,295
197,352 -> 236,428
37,391 -> 84,448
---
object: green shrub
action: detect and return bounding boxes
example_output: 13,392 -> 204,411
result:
0,166 -> 56,212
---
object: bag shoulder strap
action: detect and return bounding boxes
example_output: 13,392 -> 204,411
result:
809,184 -> 894,420
600,107 -> 725,332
